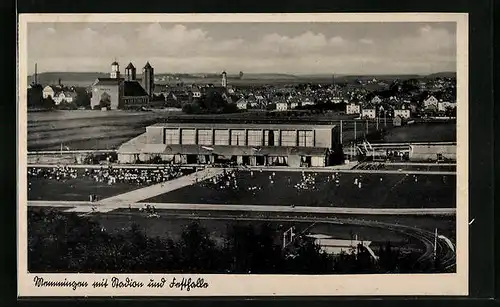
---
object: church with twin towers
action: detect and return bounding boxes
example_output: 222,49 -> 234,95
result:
90,60 -> 155,110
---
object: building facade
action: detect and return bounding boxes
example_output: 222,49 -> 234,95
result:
42,85 -> 58,99
437,101 -> 456,112
91,61 -> 152,110
409,143 -> 456,162
423,95 -> 439,108
221,71 -> 227,88
346,103 -> 361,114
394,109 -> 411,119
142,62 -> 154,97
361,108 -> 376,119
276,102 -> 288,111
117,122 -> 342,167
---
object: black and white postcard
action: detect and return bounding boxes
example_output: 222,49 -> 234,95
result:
17,13 -> 468,296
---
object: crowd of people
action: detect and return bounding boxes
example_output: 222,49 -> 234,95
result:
206,168 -> 240,190
28,165 -> 188,186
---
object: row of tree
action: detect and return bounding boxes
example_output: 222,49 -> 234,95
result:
182,91 -> 239,114
28,87 -> 92,110
28,209 -> 449,274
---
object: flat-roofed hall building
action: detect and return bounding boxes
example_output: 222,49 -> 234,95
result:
117,122 -> 342,167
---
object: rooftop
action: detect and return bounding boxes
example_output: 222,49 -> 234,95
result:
123,81 -> 148,97
119,143 -> 329,156
147,122 -> 337,130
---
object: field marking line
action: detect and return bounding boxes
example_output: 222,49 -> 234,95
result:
27,200 -> 456,216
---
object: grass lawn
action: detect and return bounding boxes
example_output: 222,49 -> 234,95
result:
27,176 -> 150,201
145,170 -> 456,208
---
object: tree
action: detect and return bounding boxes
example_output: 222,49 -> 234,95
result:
99,92 -> 111,109
74,88 -> 91,108
41,96 -> 56,109
283,235 -> 335,274
176,222 -> 220,272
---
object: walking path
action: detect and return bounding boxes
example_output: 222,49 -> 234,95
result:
97,167 -> 224,205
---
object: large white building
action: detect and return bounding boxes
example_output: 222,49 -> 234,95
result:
117,122 -> 343,167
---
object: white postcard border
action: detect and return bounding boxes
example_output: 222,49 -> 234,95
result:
17,13 -> 469,297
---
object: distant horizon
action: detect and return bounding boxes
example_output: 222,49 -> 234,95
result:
28,70 -> 457,78
27,22 -> 457,75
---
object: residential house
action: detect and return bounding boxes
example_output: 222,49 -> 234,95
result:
191,86 -> 202,98
301,97 -> 315,107
361,106 -> 376,119
346,103 -> 361,114
42,85 -> 61,99
236,98 -> 248,110
393,116 -> 403,127
290,102 -> 299,109
438,101 -> 456,112
394,108 -> 411,119
371,96 -> 382,104
332,96 -> 343,104
53,91 -> 78,105
276,102 -> 288,111
164,90 -> 191,106
423,95 -> 439,109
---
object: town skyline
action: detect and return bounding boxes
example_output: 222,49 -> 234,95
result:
27,22 -> 457,76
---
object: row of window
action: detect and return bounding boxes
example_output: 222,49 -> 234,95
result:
163,129 -> 314,147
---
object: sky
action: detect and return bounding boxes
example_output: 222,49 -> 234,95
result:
27,22 -> 457,75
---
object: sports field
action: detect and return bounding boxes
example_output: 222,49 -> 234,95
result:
28,177 -> 148,201
27,167 -> 194,201
100,208 -> 456,241
145,170 -> 456,208
90,213 -> 422,249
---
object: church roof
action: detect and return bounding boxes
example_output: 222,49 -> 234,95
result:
123,81 -> 148,97
111,61 -> 119,65
143,62 -> 152,69
93,78 -> 122,86
126,62 -> 135,69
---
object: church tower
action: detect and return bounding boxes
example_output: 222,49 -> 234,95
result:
221,71 -> 227,88
110,61 -> 120,79
125,62 -> 136,81
142,62 -> 154,97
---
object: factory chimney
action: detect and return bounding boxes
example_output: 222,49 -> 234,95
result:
34,63 -> 38,85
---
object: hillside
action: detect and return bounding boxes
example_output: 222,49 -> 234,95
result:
28,72 -> 108,87
425,72 -> 456,79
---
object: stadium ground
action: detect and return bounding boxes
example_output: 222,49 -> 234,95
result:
28,177 -> 148,201
144,170 -> 456,209
27,167 -> 194,201
88,212 -> 426,251
97,208 -> 456,240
